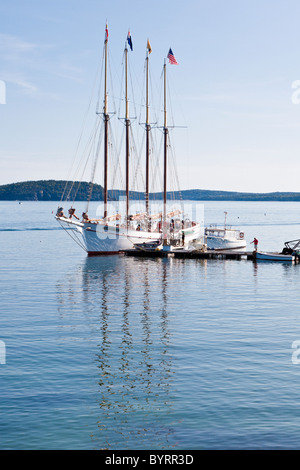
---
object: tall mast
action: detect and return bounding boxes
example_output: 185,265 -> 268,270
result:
145,49 -> 150,224
103,24 -> 109,220
163,59 -> 168,244
125,44 -> 130,228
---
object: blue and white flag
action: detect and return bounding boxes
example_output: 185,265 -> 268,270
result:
127,31 -> 133,51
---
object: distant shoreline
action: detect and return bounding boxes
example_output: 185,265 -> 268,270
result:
1,180 -> 300,202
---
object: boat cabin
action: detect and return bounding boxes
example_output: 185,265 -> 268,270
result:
205,227 -> 244,241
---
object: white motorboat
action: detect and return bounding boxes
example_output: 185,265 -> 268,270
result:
204,211 -> 246,251
205,211 -> 246,251
205,226 -> 246,250
56,26 -> 201,255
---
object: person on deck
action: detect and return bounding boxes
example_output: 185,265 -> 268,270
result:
56,207 -> 65,218
68,208 -> 79,220
170,219 -> 175,238
251,237 -> 258,252
82,212 -> 90,223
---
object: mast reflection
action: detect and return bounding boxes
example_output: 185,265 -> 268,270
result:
81,256 -> 175,449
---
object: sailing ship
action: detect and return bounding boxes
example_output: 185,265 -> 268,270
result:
56,26 -> 201,255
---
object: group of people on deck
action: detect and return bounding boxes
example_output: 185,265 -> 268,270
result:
156,218 -> 185,234
56,207 -> 90,223
57,208 -> 186,245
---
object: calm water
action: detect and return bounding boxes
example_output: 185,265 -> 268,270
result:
1,200 -> 300,449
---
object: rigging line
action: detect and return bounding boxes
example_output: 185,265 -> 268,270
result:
108,43 -> 125,114
107,129 -> 121,200
110,122 -> 125,193
167,79 -> 175,129
108,47 -> 118,115
133,128 -> 146,194
71,229 -> 88,252
157,70 -> 164,129
167,127 -> 183,191
109,159 -> 124,201
109,145 -> 124,197
90,119 -> 104,184
149,66 -> 160,125
138,130 -> 146,182
65,107 -> 102,202
60,180 -> 73,205
151,132 -> 163,196
118,50 -> 126,120
168,67 -> 188,130
95,43 -> 105,114
129,126 -> 144,195
86,121 -> 104,211
116,95 -> 148,111
168,138 -> 178,201
143,64 -> 161,126
129,135 -> 143,196
57,221 -> 87,252
128,59 -> 143,122
67,118 -> 102,203
117,51 -> 146,118
85,138 -> 98,208
68,137 -> 95,203
149,132 -> 162,196
69,133 -> 99,207
138,60 -> 147,125
168,133 -> 184,209
61,49 -> 104,203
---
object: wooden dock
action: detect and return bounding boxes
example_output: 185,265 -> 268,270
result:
124,248 -> 255,261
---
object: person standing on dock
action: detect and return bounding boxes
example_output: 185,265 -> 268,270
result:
251,237 -> 258,252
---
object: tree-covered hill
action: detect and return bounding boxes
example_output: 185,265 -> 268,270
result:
1,180 -> 300,201
178,189 -> 300,201
0,180 -> 104,201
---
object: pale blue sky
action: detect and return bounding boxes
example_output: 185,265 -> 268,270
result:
1,0 -> 300,192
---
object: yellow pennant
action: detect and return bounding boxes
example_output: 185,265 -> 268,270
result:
147,39 -> 152,54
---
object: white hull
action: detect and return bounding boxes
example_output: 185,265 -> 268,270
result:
255,251 -> 294,261
205,226 -> 246,251
206,237 -> 247,251
83,224 -> 159,255
57,217 -> 201,255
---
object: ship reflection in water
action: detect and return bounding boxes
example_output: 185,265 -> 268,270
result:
57,255 -> 180,450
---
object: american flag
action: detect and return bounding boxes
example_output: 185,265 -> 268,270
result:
167,48 -> 178,65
